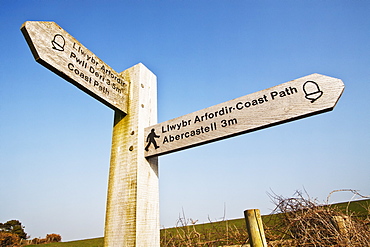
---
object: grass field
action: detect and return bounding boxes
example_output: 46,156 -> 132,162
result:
26,237 -> 104,247
25,199 -> 369,247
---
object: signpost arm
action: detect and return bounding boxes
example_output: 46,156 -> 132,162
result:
104,63 -> 159,247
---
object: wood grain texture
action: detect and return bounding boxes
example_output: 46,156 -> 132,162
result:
21,21 -> 128,113
144,73 -> 344,157
104,64 -> 159,246
244,209 -> 267,247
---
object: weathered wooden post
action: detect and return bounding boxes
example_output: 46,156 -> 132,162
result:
331,215 -> 350,245
244,209 -> 267,247
104,64 -> 159,246
21,22 -> 160,247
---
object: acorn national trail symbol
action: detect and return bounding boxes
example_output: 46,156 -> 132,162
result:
21,21 -> 345,247
303,80 -> 323,103
51,34 -> 65,51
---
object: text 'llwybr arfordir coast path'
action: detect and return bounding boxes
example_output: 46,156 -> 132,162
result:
144,73 -> 344,157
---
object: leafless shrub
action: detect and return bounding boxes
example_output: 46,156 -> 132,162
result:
161,209 -> 248,246
265,190 -> 370,246
161,190 -> 369,246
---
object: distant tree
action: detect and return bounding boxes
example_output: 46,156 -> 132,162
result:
0,220 -> 28,239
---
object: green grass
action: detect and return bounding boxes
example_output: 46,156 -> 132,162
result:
26,237 -> 104,247
28,199 -> 369,247
331,198 -> 370,217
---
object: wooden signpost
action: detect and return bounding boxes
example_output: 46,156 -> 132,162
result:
22,21 -> 344,247
21,21 -> 159,247
144,74 -> 344,157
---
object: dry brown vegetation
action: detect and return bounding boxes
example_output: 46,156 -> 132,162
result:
160,213 -> 249,246
161,190 -> 370,247
0,231 -> 21,247
265,190 -> 370,246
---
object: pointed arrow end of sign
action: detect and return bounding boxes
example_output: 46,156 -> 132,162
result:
21,22 -> 41,61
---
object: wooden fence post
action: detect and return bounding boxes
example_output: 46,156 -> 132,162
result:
332,215 -> 350,245
244,209 -> 267,247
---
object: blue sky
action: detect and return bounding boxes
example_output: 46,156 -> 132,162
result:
1,0 -> 369,242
